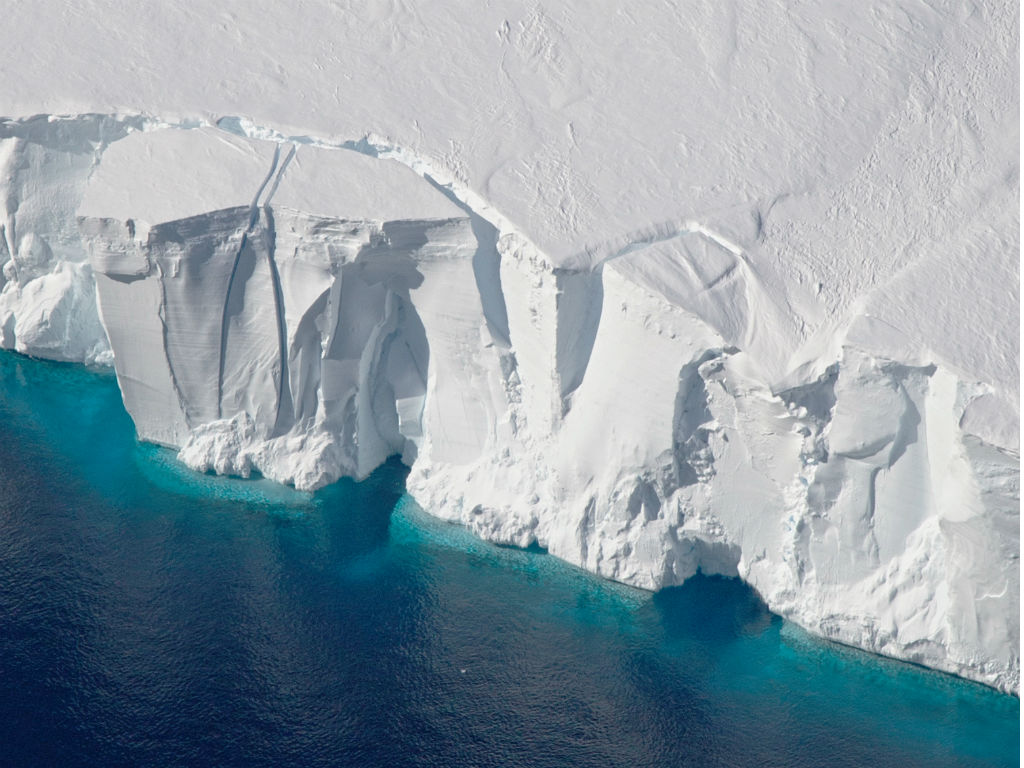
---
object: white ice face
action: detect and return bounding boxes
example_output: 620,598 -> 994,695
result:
0,0 -> 1017,695
79,128 -> 480,489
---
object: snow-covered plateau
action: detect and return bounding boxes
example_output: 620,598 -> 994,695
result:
1,0 -> 1018,693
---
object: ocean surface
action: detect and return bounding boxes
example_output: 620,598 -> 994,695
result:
0,350 -> 1017,768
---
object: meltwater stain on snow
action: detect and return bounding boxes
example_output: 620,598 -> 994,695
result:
0,350 -> 1018,768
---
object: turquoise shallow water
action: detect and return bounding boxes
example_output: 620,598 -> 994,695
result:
0,350 -> 1018,767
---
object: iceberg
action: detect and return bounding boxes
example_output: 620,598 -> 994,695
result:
0,0 -> 1017,694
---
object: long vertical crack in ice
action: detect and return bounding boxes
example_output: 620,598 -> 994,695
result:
263,206 -> 292,436
260,144 -> 296,435
217,143 -> 281,418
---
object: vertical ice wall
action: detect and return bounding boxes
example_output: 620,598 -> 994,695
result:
0,115 -> 147,362
0,115 -> 1013,695
77,128 -> 486,487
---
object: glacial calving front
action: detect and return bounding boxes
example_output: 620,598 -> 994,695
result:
79,128 -> 475,489
0,117 -> 1017,696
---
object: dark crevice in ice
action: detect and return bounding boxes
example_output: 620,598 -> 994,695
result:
263,143 -> 296,207
420,175 -> 512,349
218,146 -> 283,418
248,143 -> 281,228
263,207 -> 293,437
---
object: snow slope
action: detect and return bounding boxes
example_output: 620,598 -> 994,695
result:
0,0 -> 1018,692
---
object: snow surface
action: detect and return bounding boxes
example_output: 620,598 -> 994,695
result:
0,0 -> 1018,693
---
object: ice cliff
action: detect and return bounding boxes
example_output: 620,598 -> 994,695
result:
0,0 -> 1018,694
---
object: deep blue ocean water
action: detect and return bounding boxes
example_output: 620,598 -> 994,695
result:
0,350 -> 1018,768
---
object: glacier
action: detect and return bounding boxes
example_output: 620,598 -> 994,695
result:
0,0 -> 1018,694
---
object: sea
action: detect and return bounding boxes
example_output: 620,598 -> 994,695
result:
0,351 -> 1018,767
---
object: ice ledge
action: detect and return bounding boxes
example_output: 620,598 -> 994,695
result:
0,112 -> 1019,695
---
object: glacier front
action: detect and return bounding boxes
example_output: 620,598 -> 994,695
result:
0,0 -> 1018,694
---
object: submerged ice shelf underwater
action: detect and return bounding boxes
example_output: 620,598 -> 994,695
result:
0,112 -> 1017,697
